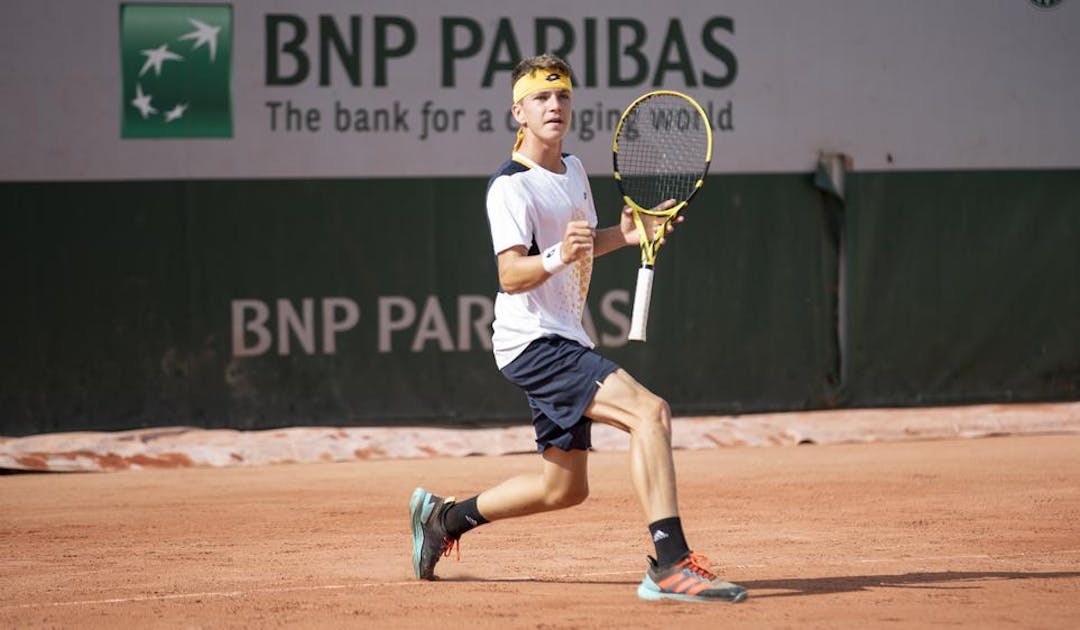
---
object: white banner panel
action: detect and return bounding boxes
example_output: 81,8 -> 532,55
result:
1,0 -> 1078,180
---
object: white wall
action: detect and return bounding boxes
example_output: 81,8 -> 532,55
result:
1,0 -> 1078,180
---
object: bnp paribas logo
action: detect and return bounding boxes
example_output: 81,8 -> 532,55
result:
120,4 -> 233,138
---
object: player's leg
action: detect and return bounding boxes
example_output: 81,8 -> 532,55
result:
411,448 -> 588,579
585,368 -> 747,603
584,368 -> 676,523
411,424 -> 591,580
459,337 -> 600,522
475,445 -> 589,520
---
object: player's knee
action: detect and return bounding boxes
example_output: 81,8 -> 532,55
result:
546,481 -> 589,509
660,399 -> 672,435
561,484 -> 590,508
636,395 -> 672,439
654,397 -> 672,433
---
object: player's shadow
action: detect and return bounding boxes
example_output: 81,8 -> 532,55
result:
740,570 -> 1080,598
443,570 -> 1080,598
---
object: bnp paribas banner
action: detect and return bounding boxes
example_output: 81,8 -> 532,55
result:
1,0 -> 1079,181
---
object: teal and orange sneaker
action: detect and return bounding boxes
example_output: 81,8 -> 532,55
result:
637,552 -> 748,603
409,487 -> 459,580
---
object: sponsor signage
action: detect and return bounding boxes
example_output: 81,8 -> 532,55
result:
120,4 -> 233,138
0,2 -> 1076,178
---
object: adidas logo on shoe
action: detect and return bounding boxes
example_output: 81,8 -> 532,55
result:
652,529 -> 669,542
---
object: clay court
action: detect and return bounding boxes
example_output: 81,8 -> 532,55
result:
2,430 -> 1078,629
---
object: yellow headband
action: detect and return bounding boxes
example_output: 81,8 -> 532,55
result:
511,68 -> 572,151
512,68 -> 573,104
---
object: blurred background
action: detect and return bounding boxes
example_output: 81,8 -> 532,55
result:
2,0 -> 1078,437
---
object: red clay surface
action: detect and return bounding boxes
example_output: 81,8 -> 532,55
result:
2,434 -> 1079,629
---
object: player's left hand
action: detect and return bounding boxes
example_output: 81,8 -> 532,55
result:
621,199 -> 682,246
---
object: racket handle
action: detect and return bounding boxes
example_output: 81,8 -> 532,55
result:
628,266 -> 655,342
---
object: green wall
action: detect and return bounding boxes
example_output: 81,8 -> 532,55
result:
1,170 -> 1077,435
843,171 -> 1080,406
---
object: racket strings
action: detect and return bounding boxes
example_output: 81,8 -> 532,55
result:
615,95 -> 709,211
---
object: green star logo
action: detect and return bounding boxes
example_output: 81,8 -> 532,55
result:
120,4 -> 233,138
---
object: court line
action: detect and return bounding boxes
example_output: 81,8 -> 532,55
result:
7,549 -> 1079,611
2,582 -> 421,610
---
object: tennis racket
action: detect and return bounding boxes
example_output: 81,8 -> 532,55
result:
612,90 -> 713,342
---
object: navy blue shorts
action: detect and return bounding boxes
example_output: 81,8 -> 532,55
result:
500,336 -> 621,453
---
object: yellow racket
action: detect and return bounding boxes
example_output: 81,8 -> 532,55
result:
612,90 -> 713,342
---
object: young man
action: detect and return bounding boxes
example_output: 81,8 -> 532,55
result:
409,54 -> 746,603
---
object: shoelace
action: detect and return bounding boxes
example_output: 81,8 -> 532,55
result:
435,499 -> 461,562
440,536 -> 461,561
681,552 -> 718,581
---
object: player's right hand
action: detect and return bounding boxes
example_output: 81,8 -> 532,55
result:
560,220 -> 595,263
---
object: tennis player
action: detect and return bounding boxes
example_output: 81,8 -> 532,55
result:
410,54 -> 746,603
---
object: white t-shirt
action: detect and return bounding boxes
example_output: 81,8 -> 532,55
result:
486,152 -> 598,369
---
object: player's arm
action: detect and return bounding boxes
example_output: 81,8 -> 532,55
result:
593,210 -> 635,257
594,203 -> 682,258
496,246 -> 548,294
497,221 -> 594,294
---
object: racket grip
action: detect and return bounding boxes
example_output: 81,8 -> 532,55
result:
628,266 -> 655,342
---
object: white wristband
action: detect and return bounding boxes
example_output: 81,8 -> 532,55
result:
541,242 -> 569,274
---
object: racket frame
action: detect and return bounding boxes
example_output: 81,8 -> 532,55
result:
612,90 -> 713,342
